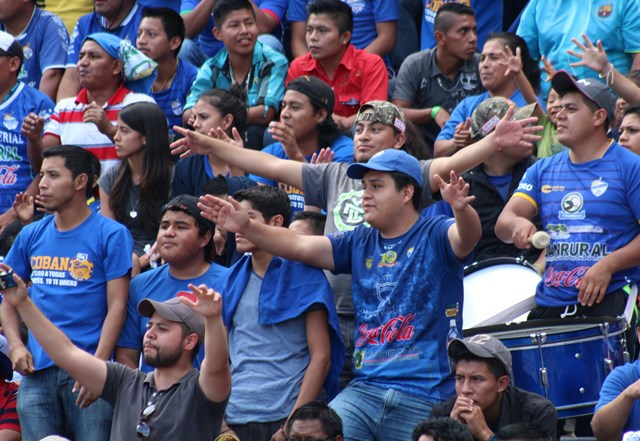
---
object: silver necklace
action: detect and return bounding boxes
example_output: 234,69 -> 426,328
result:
129,191 -> 139,218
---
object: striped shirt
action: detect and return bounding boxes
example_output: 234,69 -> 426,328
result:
44,84 -> 155,175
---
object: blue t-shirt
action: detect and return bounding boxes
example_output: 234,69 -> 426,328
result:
5,213 -> 133,370
329,216 -> 466,401
138,0 -> 180,11
180,0 -> 288,59
596,360 -> 640,432
512,143 -> 640,307
249,135 -> 354,216
117,262 -> 227,372
67,3 -> 143,67
0,83 -> 54,213
420,0 -> 501,51
517,0 -> 640,98
436,90 -> 545,142
151,60 -> 198,137
0,8 -> 69,90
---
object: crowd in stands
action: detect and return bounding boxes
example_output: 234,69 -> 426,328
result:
0,0 -> 640,440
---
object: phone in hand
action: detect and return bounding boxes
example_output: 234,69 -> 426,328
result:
0,270 -> 16,290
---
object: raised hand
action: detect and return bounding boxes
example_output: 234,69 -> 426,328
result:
171,126 -> 214,157
453,118 -> 473,150
310,147 -> 335,164
567,33 -> 610,75
501,45 -> 523,76
12,192 -> 35,225
435,171 -> 475,211
493,105 -> 542,152
21,112 -> 45,142
83,102 -> 111,135
180,284 -> 222,319
268,121 -> 303,161
198,195 -> 250,234
541,55 -> 557,82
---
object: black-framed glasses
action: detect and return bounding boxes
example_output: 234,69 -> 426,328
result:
285,437 -> 333,441
136,400 -> 158,438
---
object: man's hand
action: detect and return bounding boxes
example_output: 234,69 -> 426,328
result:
576,259 -> 612,306
453,119 -> 473,150
211,127 -> 245,149
501,45 -> 523,77
509,217 -> 538,249
268,122 -> 303,161
309,147 -> 334,164
270,426 -> 286,441
171,126 -> 214,158
74,381 -> 99,408
567,33 -> 610,75
83,102 -> 112,135
434,171 -> 475,211
180,283 -> 222,318
493,105 -> 542,152
12,192 -> 35,225
541,55 -> 557,82
198,195 -> 250,234
450,396 -> 492,440
21,112 -> 45,142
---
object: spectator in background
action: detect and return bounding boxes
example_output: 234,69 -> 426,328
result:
116,194 -> 227,372
183,0 -> 288,150
0,335 -> 20,440
98,102 -> 173,271
517,0 -> 640,98
290,211 -> 326,236
412,418 -> 473,441
30,33 -> 156,176
0,31 -> 54,233
37,0 -> 93,35
619,105 -> 640,154
0,0 -> 69,101
57,0 -> 143,101
180,0 -> 288,67
288,0 -> 397,70
286,0 -> 388,130
435,32 -> 542,157
137,7 -> 197,139
172,87 -> 248,199
283,401 -> 343,441
393,3 -> 483,153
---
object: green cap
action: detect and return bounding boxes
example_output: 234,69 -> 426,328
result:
356,100 -> 406,133
470,96 -> 537,140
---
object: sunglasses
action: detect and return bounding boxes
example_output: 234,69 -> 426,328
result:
136,400 -> 158,438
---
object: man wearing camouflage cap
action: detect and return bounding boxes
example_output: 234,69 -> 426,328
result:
431,334 -> 556,441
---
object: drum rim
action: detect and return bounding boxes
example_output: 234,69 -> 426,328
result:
463,316 -> 623,337
464,257 -> 535,276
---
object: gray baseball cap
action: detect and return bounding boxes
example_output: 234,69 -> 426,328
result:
551,71 -> 616,125
138,296 -> 205,341
449,334 -> 513,378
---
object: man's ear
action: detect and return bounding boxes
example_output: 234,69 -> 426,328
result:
497,375 -> 510,393
269,214 -> 285,227
74,173 -> 89,193
113,59 -> 123,77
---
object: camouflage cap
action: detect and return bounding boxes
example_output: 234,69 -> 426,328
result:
469,96 -> 537,140
356,100 -> 406,133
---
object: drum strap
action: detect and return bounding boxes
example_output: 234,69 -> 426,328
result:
623,284 -> 637,326
474,295 -> 537,327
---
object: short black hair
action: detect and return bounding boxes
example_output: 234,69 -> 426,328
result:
233,186 -> 291,228
495,423 -> 553,441
454,353 -> 508,380
285,401 -> 343,438
178,322 -> 202,361
291,211 -> 326,235
434,3 -> 475,33
307,0 -> 354,35
412,418 -> 473,441
623,104 -> 640,119
141,7 -> 186,56
213,0 -> 256,27
389,171 -> 423,211
42,145 -> 98,198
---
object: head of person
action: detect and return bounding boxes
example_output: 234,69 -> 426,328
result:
0,30 -> 23,80
138,295 -> 204,366
93,0 -> 135,21
290,211 -> 327,236
613,70 -> 640,129
212,0 -> 257,56
449,334 -> 512,414
283,76 -> 346,148
434,3 -> 477,61
353,101 -> 407,163
137,7 -> 186,60
494,423 -> 553,441
81,33 -> 157,94
306,0 -> 353,61
284,401 -> 344,441
347,149 -> 423,228
232,186 -> 291,253
551,71 -> 616,147
480,32 -> 540,95
546,87 -> 562,127
40,146 -> 98,210
618,105 -> 640,154
193,86 -> 248,138
158,194 -> 215,264
412,418 -> 474,441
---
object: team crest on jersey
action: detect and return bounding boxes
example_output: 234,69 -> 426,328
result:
345,0 -> 366,14
559,192 -> 585,220
171,99 -> 183,116
378,250 -> 397,267
22,44 -> 33,60
3,113 -> 17,131
69,253 -> 94,281
591,179 -> 608,197
365,257 -> 373,269
598,4 -> 612,18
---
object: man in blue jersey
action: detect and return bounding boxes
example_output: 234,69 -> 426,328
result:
496,71 -> 640,320
198,148 -> 482,441
116,194 -> 227,372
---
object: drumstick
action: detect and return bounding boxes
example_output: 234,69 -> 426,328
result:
531,231 -> 550,249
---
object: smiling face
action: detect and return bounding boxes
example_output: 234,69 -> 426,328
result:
306,13 -> 350,61
546,88 -> 562,126
212,8 -> 258,57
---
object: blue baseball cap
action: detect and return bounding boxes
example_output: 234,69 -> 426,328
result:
347,149 -> 423,186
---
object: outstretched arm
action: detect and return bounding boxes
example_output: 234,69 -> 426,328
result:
172,126 -> 305,189
0,264 -> 107,396
198,194 -> 335,270
495,196 -> 538,248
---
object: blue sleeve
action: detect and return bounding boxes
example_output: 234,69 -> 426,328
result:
328,230 -> 355,274
372,0 -> 398,22
4,226 -> 33,281
66,16 -> 90,67
248,174 -> 277,186
515,0 -> 540,60
180,0 -> 198,14
329,136 -> 355,163
287,0 -> 308,22
436,97 -> 472,141
258,0 -> 288,22
36,95 -> 55,120
39,15 -> 70,71
512,161 -> 541,212
103,224 -> 134,280
622,0 -> 640,52
185,62 -> 215,110
116,279 -> 143,350
596,364 -> 635,412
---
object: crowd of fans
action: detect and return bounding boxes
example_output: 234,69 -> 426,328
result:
0,0 -> 640,440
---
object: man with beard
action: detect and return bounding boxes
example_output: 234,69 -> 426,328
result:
0,269 -> 230,440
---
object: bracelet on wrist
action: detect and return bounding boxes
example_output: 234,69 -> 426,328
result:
431,106 -> 442,120
598,63 -> 615,87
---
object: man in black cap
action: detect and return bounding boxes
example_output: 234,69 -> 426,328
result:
497,71 -> 640,320
430,335 -> 556,441
0,265 -> 230,440
116,194 -> 228,372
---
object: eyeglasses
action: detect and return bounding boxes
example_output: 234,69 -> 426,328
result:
285,437 -> 333,441
136,400 -> 158,438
